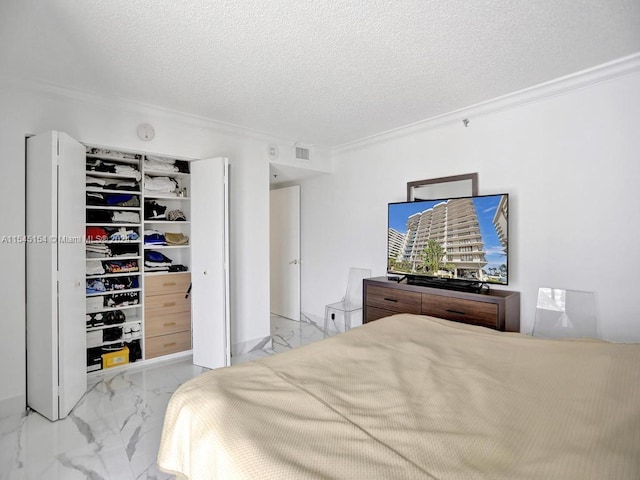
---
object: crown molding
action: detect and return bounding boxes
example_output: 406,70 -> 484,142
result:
333,52 -> 640,154
3,52 -> 639,154
0,74 -> 297,145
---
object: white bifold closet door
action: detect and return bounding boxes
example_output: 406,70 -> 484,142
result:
26,131 -> 86,421
190,157 -> 230,369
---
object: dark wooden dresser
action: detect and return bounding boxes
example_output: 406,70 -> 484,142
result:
363,277 -> 520,332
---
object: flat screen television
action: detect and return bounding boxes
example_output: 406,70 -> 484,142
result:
387,193 -> 508,290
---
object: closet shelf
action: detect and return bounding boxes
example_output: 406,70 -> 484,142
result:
86,205 -> 141,212
144,169 -> 190,177
86,187 -> 141,195
145,270 -> 190,276
85,270 -> 142,279
86,223 -> 141,227
86,304 -> 141,314
86,240 -> 141,245
86,154 -> 141,166
85,171 -> 140,180
87,338 -> 141,348
86,288 -> 142,297
144,194 -> 190,200
86,319 -> 142,332
143,220 -> 190,225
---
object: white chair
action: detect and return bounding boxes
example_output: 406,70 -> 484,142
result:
324,268 -> 371,334
532,287 -> 599,339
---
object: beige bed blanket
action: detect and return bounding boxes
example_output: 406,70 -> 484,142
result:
158,314 -> 640,479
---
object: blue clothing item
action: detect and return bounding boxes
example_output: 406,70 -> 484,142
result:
106,194 -> 134,205
110,229 -> 139,241
144,233 -> 166,245
86,280 -> 106,294
145,250 -> 172,263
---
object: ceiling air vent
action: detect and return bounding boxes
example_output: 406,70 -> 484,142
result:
295,146 -> 310,160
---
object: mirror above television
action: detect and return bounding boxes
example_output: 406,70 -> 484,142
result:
407,173 -> 478,201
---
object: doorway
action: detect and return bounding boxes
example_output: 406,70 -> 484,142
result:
270,185 -> 300,321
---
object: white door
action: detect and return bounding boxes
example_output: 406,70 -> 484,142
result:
270,186 -> 300,321
26,131 -> 86,421
56,132 -> 87,418
190,157 -> 230,369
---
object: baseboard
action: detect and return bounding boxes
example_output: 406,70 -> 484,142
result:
0,394 -> 26,419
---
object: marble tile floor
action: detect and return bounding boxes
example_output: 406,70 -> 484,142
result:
0,315 -> 333,480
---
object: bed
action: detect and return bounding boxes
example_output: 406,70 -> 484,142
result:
158,314 -> 640,479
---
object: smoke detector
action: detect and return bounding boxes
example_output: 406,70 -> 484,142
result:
266,144 -> 279,161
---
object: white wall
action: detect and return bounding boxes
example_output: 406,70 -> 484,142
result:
0,79 -> 276,415
300,68 -> 640,342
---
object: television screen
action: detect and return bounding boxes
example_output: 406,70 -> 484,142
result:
388,194 -> 508,286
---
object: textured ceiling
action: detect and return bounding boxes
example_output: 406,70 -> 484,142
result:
1,0 -> 639,147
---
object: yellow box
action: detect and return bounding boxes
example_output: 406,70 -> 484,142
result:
102,346 -> 129,368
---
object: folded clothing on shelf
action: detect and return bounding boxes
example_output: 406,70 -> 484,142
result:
86,260 -> 105,275
168,264 -> 189,272
86,159 -> 141,181
86,279 -> 106,294
144,250 -> 173,272
144,230 -> 166,245
87,292 -> 139,311
144,156 -> 178,173
104,276 -> 139,291
87,192 -> 107,205
144,175 -> 179,195
103,260 -> 139,273
144,200 -> 167,220
87,277 -> 138,293
167,210 -> 186,221
86,243 -> 111,258
87,210 -> 140,224
86,147 -> 141,161
86,227 -> 109,241
87,192 -> 140,207
165,232 -> 189,245
86,210 -> 113,223
106,180 -> 139,191
86,176 -> 106,187
109,227 -> 139,241
105,291 -> 139,307
109,244 -> 139,257
145,156 -> 190,174
145,250 -> 172,264
112,211 -> 140,223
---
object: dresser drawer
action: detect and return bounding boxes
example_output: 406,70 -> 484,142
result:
366,285 -> 422,314
421,294 -> 498,328
145,310 -> 191,337
145,330 -> 191,359
145,273 -> 191,296
365,306 -> 405,322
145,292 -> 191,317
